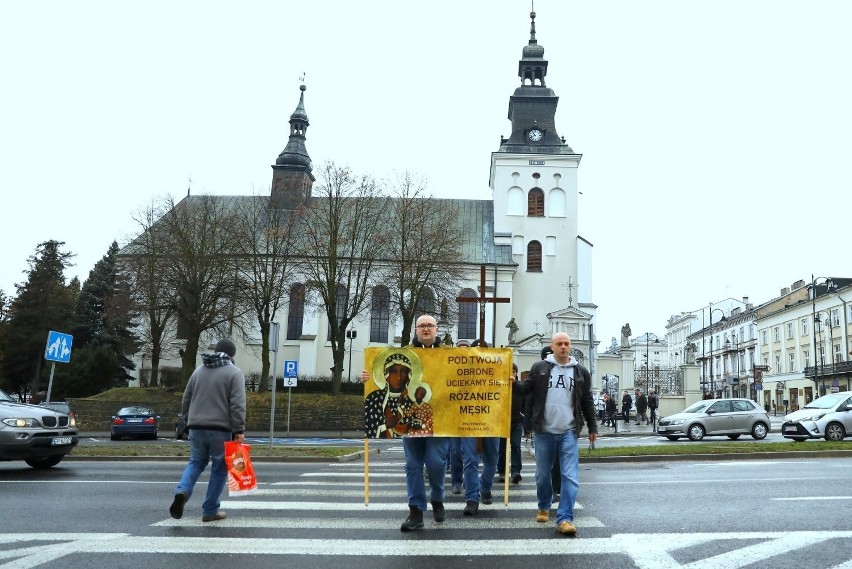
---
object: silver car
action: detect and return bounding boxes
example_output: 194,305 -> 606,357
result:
656,398 -> 771,441
0,392 -> 79,468
781,391 -> 852,442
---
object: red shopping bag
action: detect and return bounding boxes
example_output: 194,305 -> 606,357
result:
225,440 -> 257,496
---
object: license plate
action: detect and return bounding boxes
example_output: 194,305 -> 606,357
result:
784,426 -> 798,433
52,437 -> 72,445
126,418 -> 143,423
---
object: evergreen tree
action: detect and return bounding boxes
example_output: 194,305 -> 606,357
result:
66,241 -> 140,396
0,241 -> 76,396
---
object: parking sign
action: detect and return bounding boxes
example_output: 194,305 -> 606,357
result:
283,360 -> 298,387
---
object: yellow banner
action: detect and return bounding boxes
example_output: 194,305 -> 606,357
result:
363,346 -> 512,438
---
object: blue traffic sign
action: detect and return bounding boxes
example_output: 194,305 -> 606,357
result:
45,331 -> 73,363
283,360 -> 298,378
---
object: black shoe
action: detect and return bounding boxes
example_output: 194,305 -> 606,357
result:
552,492 -> 560,503
463,500 -> 479,516
169,492 -> 187,519
511,473 -> 522,484
431,501 -> 445,523
481,491 -> 493,505
451,485 -> 462,495
496,474 -> 505,483
400,506 -> 424,531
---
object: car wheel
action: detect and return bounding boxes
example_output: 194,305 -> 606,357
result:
824,422 -> 846,442
751,422 -> 768,440
25,455 -> 63,469
727,434 -> 741,440
150,432 -> 158,440
687,424 -> 705,441
175,428 -> 182,440
110,432 -> 119,441
665,436 -> 680,441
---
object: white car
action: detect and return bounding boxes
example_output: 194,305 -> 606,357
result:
781,391 -> 852,442
656,398 -> 771,441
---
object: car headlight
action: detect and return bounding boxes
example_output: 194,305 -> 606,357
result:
2,418 -> 39,428
69,416 -> 76,428
799,413 -> 825,422
670,419 -> 685,425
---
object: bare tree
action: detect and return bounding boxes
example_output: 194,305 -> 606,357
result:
155,195 -> 245,383
296,162 -> 389,394
230,194 -> 302,391
378,171 -> 466,346
123,200 -> 179,387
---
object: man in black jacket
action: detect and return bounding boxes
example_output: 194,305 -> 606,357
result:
517,332 -> 597,536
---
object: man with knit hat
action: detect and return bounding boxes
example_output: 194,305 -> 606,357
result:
169,338 -> 247,523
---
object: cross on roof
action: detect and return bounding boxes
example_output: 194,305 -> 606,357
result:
456,265 -> 510,344
561,277 -> 577,307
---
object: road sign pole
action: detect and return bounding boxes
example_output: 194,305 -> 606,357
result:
46,363 -> 56,403
287,387 -> 292,434
270,350 -> 278,450
269,323 -> 280,450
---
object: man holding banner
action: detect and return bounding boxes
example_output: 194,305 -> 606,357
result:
517,332 -> 597,536
362,315 -> 512,532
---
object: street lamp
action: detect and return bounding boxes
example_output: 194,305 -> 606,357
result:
724,335 -> 740,399
810,275 -> 837,398
708,307 -> 727,399
643,334 -> 661,394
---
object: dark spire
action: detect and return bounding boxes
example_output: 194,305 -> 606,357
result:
519,10 -> 547,87
271,84 -> 315,208
498,8 -> 573,154
275,84 -> 312,170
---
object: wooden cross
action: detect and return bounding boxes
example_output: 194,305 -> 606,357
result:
457,265 -> 511,344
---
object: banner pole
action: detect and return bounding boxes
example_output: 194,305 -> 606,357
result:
364,438 -> 370,506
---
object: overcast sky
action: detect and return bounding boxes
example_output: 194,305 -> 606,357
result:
2,1 -> 850,343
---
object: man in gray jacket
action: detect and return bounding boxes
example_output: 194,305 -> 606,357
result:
169,338 -> 246,523
517,332 -> 597,536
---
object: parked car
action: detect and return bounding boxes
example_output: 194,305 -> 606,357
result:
656,398 -> 771,441
175,413 -> 189,440
0,397 -> 79,468
111,406 -> 159,440
781,391 -> 852,442
39,401 -> 76,423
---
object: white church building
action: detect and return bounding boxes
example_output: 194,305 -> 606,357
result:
133,10 -> 600,385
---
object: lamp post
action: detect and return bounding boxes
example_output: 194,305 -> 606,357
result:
708,306 -> 727,399
724,335 -> 740,398
810,276 -> 837,398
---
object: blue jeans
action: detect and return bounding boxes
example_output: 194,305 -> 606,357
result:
403,437 -> 449,511
459,437 -> 499,500
533,430 -> 580,524
498,423 -> 523,475
449,438 -> 463,487
175,429 -> 231,517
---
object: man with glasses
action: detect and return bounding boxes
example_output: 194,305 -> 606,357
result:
362,314 -> 449,532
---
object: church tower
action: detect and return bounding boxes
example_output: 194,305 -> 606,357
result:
489,10 -> 595,360
271,84 -> 315,209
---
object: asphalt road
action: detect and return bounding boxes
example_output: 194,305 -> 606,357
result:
1,448 -> 850,568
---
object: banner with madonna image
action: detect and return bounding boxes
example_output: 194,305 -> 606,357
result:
363,346 -> 512,439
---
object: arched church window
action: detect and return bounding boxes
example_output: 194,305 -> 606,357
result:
528,188 -> 544,217
457,289 -> 477,340
370,285 -> 390,343
327,284 -> 348,340
527,241 -> 542,272
286,283 -> 305,340
415,288 -> 436,322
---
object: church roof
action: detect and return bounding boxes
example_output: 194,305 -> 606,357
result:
125,195 -> 514,268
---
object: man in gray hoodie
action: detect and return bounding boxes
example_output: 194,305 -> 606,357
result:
517,332 -> 597,536
169,338 -> 246,523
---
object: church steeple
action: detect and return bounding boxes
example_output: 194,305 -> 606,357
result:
498,10 -> 573,154
271,84 -> 315,208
